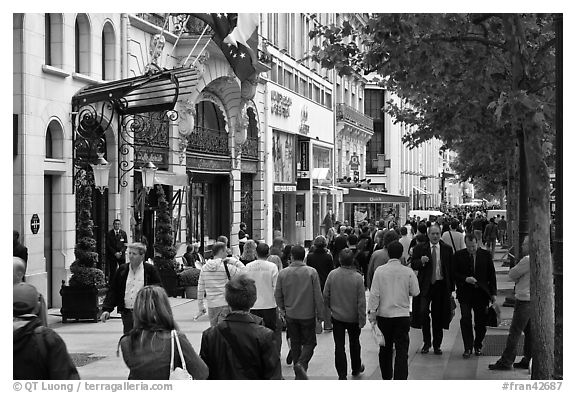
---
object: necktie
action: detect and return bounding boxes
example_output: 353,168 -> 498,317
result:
431,245 -> 437,284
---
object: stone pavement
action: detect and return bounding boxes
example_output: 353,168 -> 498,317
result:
47,244 -> 530,380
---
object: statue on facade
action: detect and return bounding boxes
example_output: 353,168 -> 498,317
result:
144,34 -> 166,75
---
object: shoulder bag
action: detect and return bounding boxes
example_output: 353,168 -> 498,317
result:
170,330 -> 193,380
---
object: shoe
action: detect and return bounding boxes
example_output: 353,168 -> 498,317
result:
294,363 -> 308,380
421,345 -> 430,354
324,327 -> 333,332
351,364 -> 365,376
433,348 -> 443,355
513,359 -> 530,369
462,349 -> 472,359
286,351 -> 293,365
338,376 -> 347,380
489,362 -> 512,371
474,348 -> 482,356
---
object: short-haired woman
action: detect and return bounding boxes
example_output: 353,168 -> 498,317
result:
119,286 -> 208,380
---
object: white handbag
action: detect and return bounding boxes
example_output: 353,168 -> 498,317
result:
169,330 -> 193,380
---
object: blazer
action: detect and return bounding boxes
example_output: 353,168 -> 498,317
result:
102,262 -> 162,313
106,229 -> 128,261
453,247 -> 497,304
411,241 -> 455,297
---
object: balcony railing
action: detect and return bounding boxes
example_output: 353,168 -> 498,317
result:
241,137 -> 259,159
187,126 -> 229,156
336,103 -> 374,132
135,13 -> 166,29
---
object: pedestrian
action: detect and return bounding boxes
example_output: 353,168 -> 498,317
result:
197,242 -> 244,327
366,230 -> 399,289
322,209 -> 335,236
243,242 -> 280,348
217,235 -> 234,257
106,219 -> 128,282
332,234 -> 349,268
14,257 -> 48,326
306,235 -> 335,331
411,224 -> 454,355
323,248 -> 366,380
497,216 -> 507,246
183,242 -> 204,269
239,239 -> 258,264
101,242 -> 162,334
483,218 -> 499,258
454,233 -> 497,358
238,222 -> 249,254
269,237 -> 285,268
13,282 -> 79,380
399,226 -> 412,265
471,213 -> 484,245
13,230 -> 28,263
489,237 -> 532,370
200,276 -> 282,379
368,241 -> 420,380
119,286 -> 208,379
275,245 -> 324,380
441,220 -> 466,253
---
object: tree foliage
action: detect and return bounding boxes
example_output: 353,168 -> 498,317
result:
153,184 -> 178,272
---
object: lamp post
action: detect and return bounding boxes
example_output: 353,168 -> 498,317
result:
90,153 -> 112,194
141,161 -> 157,194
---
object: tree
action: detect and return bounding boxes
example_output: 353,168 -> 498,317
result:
310,13 -> 556,378
153,184 -> 177,271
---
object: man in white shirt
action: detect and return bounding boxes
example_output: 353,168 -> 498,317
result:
243,242 -> 279,333
399,227 -> 412,264
368,241 -> 420,380
197,242 -> 244,327
441,220 -> 466,253
101,243 -> 161,333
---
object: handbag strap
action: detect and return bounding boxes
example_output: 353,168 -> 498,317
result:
217,324 -> 256,372
223,259 -> 231,280
170,330 -> 187,371
448,231 -> 456,251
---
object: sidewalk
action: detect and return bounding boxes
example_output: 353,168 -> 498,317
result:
47,244 -> 529,380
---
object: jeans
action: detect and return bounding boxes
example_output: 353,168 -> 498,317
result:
120,309 -> 134,335
207,305 -> 230,327
459,297 -> 489,351
331,318 -> 362,378
485,239 -> 496,258
286,317 -> 317,370
499,300 -> 532,366
420,281 -> 446,349
377,316 -> 410,380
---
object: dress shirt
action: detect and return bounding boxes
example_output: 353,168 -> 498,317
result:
124,262 -> 145,309
368,259 -> 420,318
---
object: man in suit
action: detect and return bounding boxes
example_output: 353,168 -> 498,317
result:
454,233 -> 497,358
411,224 -> 454,355
106,219 -> 128,282
101,242 -> 161,334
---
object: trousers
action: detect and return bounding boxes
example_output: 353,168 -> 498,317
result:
286,317 -> 317,371
331,318 -> 362,378
377,316 -> 410,380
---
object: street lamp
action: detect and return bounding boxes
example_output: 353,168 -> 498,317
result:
141,161 -> 157,193
90,153 -> 111,194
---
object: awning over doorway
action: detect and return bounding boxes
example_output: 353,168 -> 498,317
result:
343,188 -> 409,204
412,185 -> 431,195
135,169 -> 189,186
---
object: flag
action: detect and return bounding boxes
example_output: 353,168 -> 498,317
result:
189,13 -> 259,82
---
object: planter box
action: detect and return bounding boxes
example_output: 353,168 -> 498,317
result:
184,285 -> 198,299
159,269 -> 183,298
60,283 -> 108,323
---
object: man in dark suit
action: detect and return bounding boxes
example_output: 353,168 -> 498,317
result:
411,224 -> 454,355
101,242 -> 161,334
13,230 -> 28,263
454,233 -> 497,358
106,219 -> 128,282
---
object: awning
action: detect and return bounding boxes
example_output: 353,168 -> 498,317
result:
313,185 -> 349,195
343,188 -> 409,204
311,168 -> 330,180
135,169 -> 189,186
412,185 -> 431,195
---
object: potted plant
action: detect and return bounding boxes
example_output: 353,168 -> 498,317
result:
60,169 -> 107,323
152,184 -> 180,297
178,267 -> 201,299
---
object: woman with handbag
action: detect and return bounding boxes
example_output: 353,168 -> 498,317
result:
119,286 -> 209,380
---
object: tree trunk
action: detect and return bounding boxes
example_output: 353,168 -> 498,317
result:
507,146 -> 519,262
523,128 -> 554,380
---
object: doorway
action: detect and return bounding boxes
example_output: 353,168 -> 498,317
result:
43,175 -> 53,307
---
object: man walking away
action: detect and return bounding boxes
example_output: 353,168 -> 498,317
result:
197,242 -> 244,327
13,283 -> 79,379
441,220 -> 466,253
243,242 -> 281,353
454,234 -> 497,358
484,218 -> 499,258
323,249 -> 366,380
275,245 -> 324,380
306,235 -> 335,331
368,241 -> 419,379
489,237 -> 532,370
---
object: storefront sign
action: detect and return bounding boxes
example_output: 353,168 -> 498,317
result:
135,150 -> 167,166
271,90 -> 292,118
273,131 -> 295,183
274,184 -> 296,192
299,105 -> 310,135
299,141 -> 309,171
30,214 -> 40,234
349,154 -> 360,170
297,171 -> 309,179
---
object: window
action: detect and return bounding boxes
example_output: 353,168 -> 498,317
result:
325,91 -> 332,109
270,61 -> 278,83
102,22 -> 116,80
247,108 -> 258,139
284,68 -> 293,90
44,14 -> 63,68
75,14 -> 91,75
45,120 -> 64,159
45,126 -> 53,158
196,101 -> 226,131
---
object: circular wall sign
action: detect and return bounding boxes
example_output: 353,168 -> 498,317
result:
31,214 -> 40,234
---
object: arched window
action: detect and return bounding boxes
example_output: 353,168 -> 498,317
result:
45,120 -> 64,159
75,14 -> 91,75
247,107 -> 258,139
44,13 -> 63,68
196,101 -> 226,132
101,22 -> 116,80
